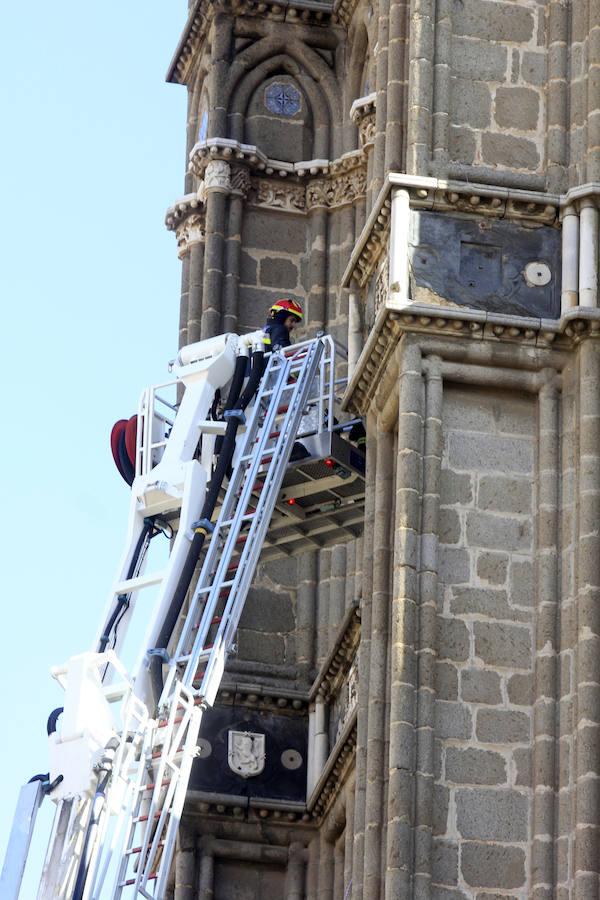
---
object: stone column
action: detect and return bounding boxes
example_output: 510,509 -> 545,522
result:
198,837 -> 214,900
413,355 -> 443,899
348,288 -> 363,378
561,204 -> 579,312
363,426 -> 394,900
306,835 -> 320,900
318,832 -> 334,900
385,339 -> 424,898
202,160 -> 231,337
587,0 -> 600,181
315,693 -> 329,781
174,823 -> 196,900
531,372 -> 560,900
351,413 -> 377,899
547,0 -> 569,191
406,0 -> 434,175
297,552 -> 318,682
329,545 -> 347,645
286,842 -> 305,900
222,167 -> 250,334
574,338 -> 600,897
344,780 -> 355,895
431,0 -> 452,171
372,0 -> 390,195
179,253 -> 190,350
308,204 -> 328,330
385,0 -> 409,173
578,198 -> 598,308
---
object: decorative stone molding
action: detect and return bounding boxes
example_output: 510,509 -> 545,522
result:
188,790 -> 311,824
308,712 -> 357,820
342,173 -> 562,290
332,0 -> 360,27
340,302 -> 600,417
230,165 -> 252,198
310,603 -> 360,704
176,214 -> 204,258
350,92 -> 376,148
165,193 -> 204,231
204,159 -> 232,194
217,681 -> 308,714
250,177 -> 307,213
167,0 -> 335,86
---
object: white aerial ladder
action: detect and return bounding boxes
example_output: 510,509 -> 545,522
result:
1,330 -> 365,900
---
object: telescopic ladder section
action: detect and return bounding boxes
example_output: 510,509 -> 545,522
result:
107,340 -> 326,898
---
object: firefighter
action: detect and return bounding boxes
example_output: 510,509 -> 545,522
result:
262,298 -> 304,351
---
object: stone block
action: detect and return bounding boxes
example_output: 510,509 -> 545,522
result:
466,511 -> 532,552
476,708 -> 530,743
452,36 -> 508,82
443,390 -> 495,432
522,51 -> 546,87
437,617 -> 470,662
260,556 -> 299,589
237,628 -> 285,665
456,788 -> 528,840
259,256 -> 299,289
432,839 -> 459,886
507,672 -> 533,706
441,470 -> 473,506
240,250 -> 258,285
461,842 -> 526,889
439,508 -> 461,544
445,747 -> 506,784
435,700 -> 472,740
481,132 -> 540,170
451,587 -> 521,621
474,621 -> 531,668
436,661 -> 459,701
476,551 -> 508,586
510,559 -> 534,606
453,0 -> 534,44
243,208 -> 307,253
477,476 -> 531,515
451,77 -> 492,129
514,747 -> 531,786
439,547 -> 471,585
239,588 -> 295,632
449,126 -> 477,165
448,433 -> 533,475
433,783 -> 450,835
495,86 -> 540,132
432,889 -> 467,900
461,668 -> 502,705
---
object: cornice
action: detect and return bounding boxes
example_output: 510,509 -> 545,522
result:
343,304 -> 600,416
310,602 -> 360,702
217,680 -> 309,714
342,173 -> 561,290
307,710 -> 357,818
167,0 -> 335,85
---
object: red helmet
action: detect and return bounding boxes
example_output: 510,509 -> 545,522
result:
270,298 -> 304,321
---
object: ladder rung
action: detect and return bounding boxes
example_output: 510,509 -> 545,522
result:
139,778 -> 171,793
121,874 -> 158,887
114,569 -> 166,594
219,512 -> 255,528
192,615 -> 222,631
196,578 -> 234,595
127,841 -> 164,856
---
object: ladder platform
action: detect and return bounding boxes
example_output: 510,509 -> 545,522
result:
259,430 -> 365,561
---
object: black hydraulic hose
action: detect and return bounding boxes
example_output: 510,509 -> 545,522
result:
214,352 -> 248,455
148,350 -> 265,709
72,737 -> 119,900
97,520 -> 154,654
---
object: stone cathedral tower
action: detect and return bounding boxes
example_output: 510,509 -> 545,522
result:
163,2 -> 600,898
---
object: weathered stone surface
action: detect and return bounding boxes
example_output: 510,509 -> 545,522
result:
507,672 -> 533,706
445,747 -> 506,785
476,708 -> 530,743
453,0 -> 535,44
476,551 -> 508,586
448,126 -> 477,165
456,788 -> 528,840
439,547 -> 471,585
510,559 -> 534,606
477,476 -> 531,515
466,511 -> 531,552
441,470 -> 473,506
437,617 -> 470,662
481,132 -> 540,170
450,587 -> 519,621
239,588 -> 295,632
461,668 -> 502,705
435,700 -> 473,740
448,433 -> 533,475
495,86 -> 540,132
432,840 -> 459,886
240,250 -> 258,284
436,661 -> 459,701
433,783 -> 450,835
260,256 -> 298,289
452,36 -> 508,82
451,78 -> 492,129
461,842 -> 526,889
514,747 -> 532,786
237,628 -> 285,665
439,508 -> 461,544
474,621 -> 531,669
243,209 -> 307,253
521,50 -> 546,86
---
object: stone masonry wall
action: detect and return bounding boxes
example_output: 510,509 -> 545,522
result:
434,385 -> 536,897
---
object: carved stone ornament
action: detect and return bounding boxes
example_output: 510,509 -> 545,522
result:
176,214 -> 204,259
231,165 -> 252,198
252,178 -> 306,212
227,730 -> 266,779
204,159 -> 231,193
359,113 -> 376,148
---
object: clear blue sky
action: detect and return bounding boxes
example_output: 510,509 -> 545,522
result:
0,0 -> 188,888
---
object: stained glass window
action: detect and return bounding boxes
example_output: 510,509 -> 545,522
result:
264,82 -> 302,117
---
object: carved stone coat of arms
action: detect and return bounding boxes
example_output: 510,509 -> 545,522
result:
227,730 -> 266,778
